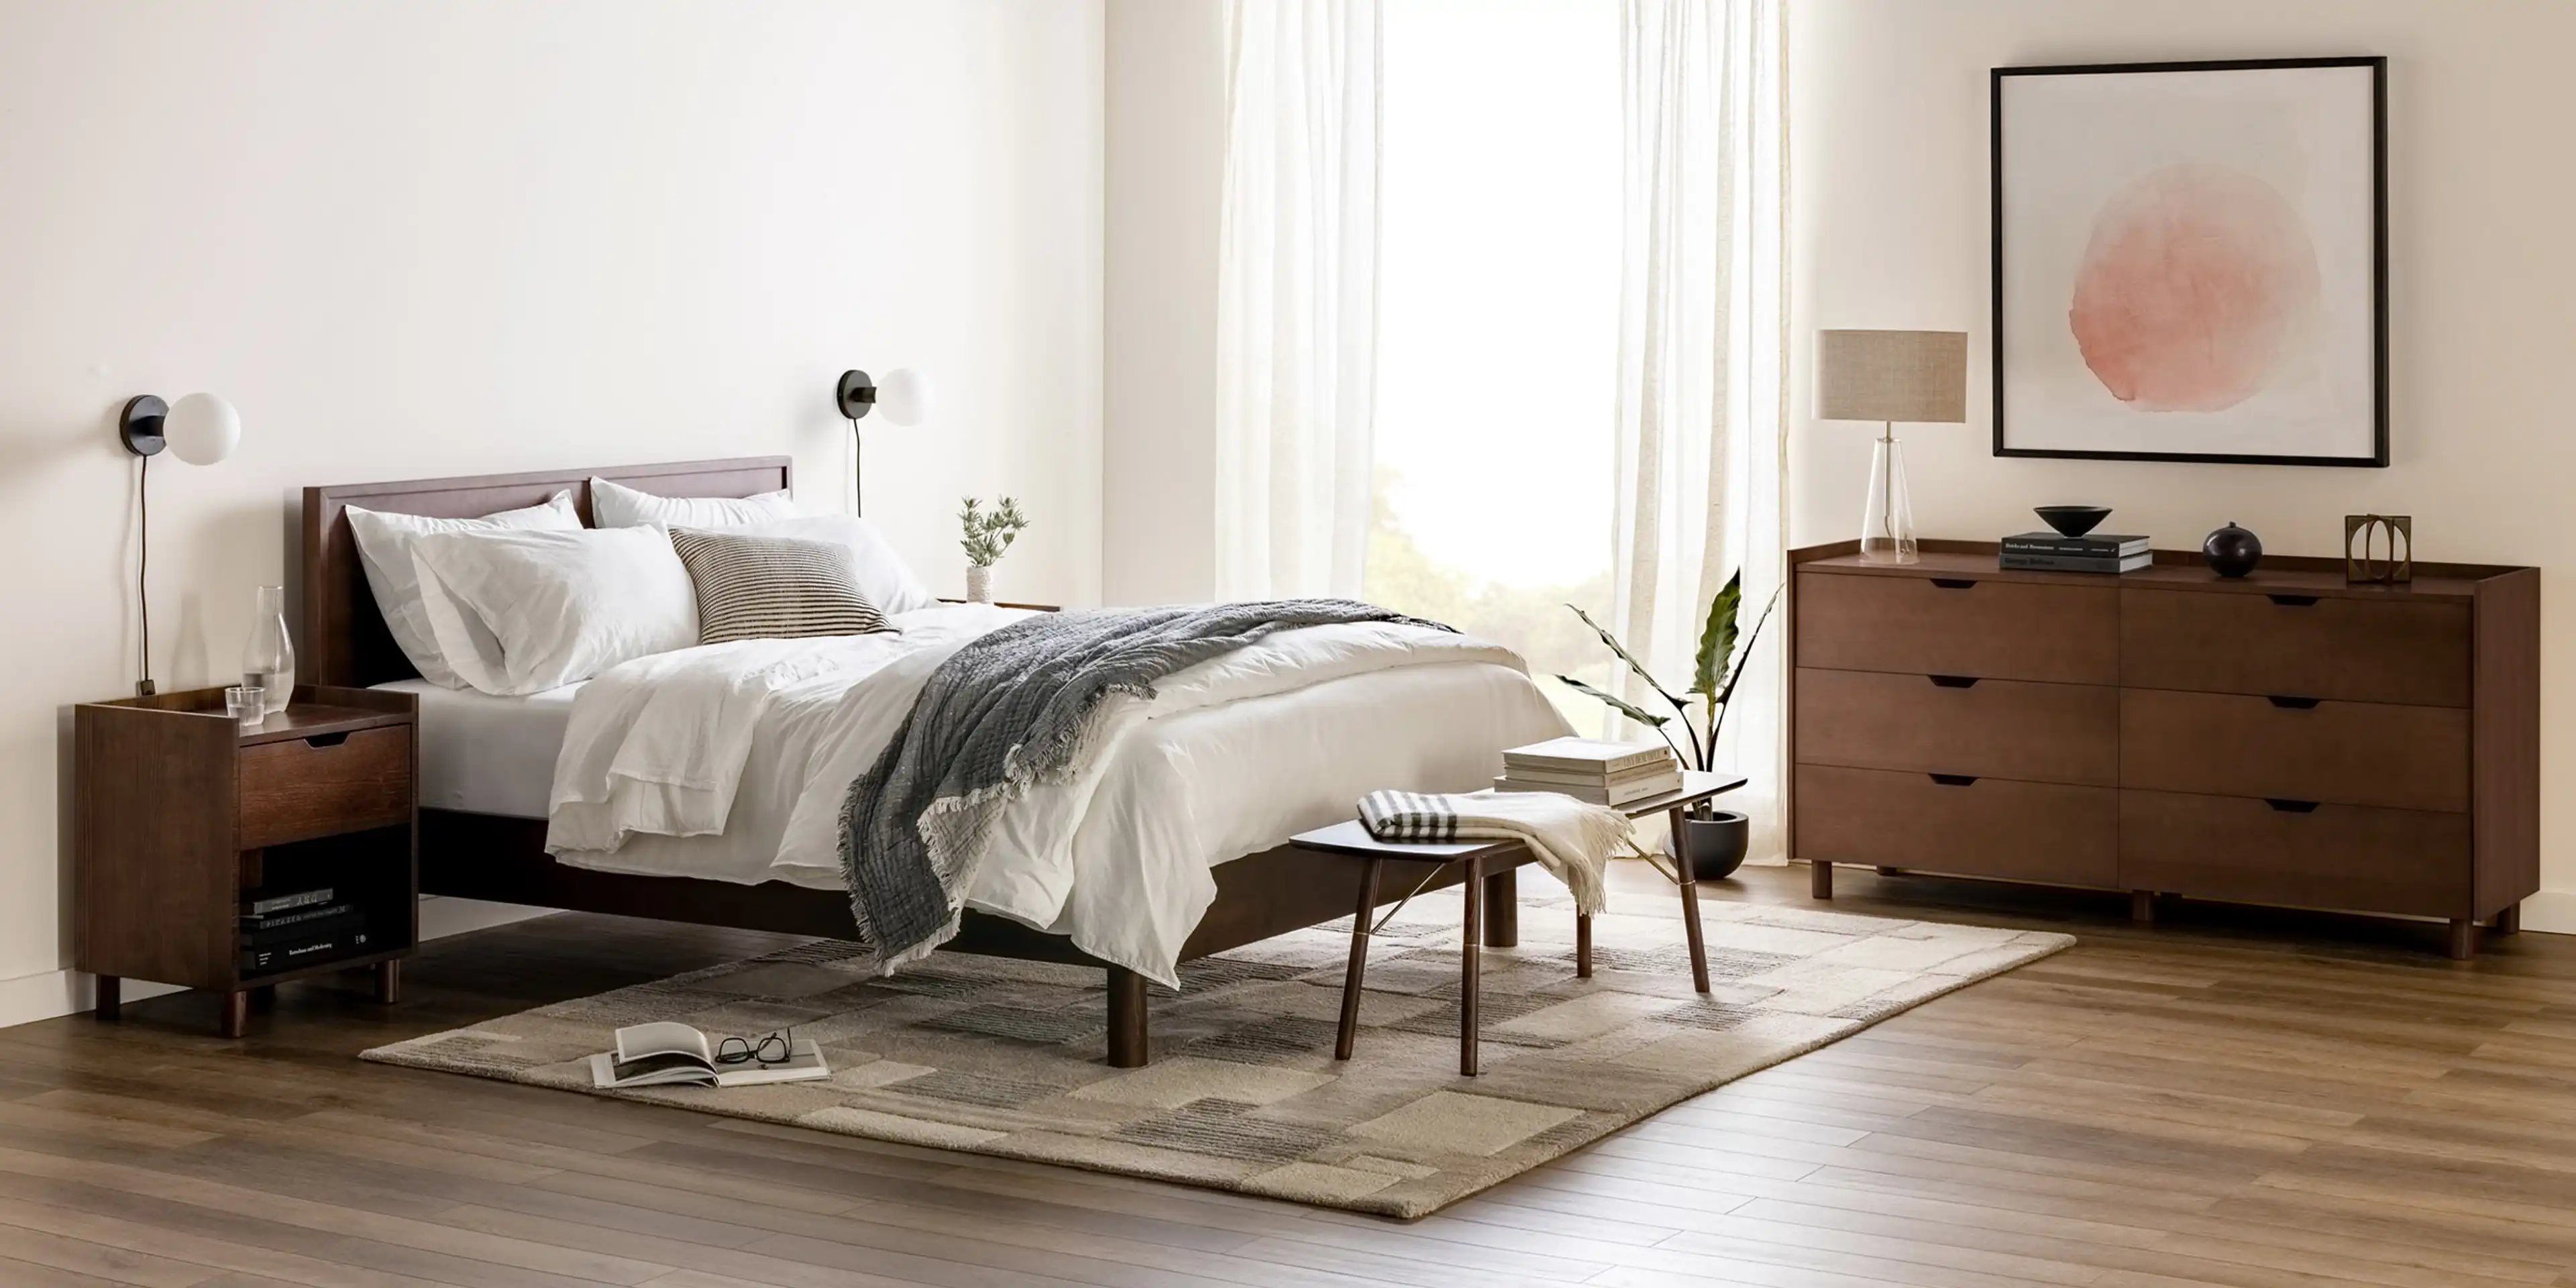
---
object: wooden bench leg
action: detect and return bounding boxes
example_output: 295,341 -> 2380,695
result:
1482,868 -> 1517,947
92,975 -> 119,1022
1336,859 -> 1381,1061
1670,806 -> 1710,994
1106,967 -> 1148,1067
1460,856 -> 1483,1076
1575,912 -> 1593,979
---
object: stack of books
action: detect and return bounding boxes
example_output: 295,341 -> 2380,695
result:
240,886 -> 373,973
1496,737 -> 1682,806
1998,531 -> 2151,574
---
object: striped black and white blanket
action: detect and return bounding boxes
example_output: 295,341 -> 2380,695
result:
1356,788 -> 1628,914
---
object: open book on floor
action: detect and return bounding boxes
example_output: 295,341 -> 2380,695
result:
589,1021 -> 830,1089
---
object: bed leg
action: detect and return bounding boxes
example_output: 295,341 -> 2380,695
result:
1106,967 -> 1148,1068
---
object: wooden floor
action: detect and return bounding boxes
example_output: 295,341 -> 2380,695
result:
3,864 -> 2573,1287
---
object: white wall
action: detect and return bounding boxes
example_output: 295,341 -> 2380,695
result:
1102,0 -> 1226,605
1791,0 -> 2576,928
0,0 -> 1104,1022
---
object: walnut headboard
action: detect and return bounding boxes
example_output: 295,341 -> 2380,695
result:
300,457 -> 792,688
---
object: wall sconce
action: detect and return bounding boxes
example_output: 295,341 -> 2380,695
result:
119,392 -> 242,694
835,368 -> 932,515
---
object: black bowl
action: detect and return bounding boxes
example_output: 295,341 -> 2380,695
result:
2035,505 -> 2112,537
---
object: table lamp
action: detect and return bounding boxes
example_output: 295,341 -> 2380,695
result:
1815,329 -> 1966,565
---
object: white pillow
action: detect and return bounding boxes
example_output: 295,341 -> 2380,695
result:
344,491 -> 581,688
591,476 -> 798,529
725,515 -> 938,614
408,527 -> 700,696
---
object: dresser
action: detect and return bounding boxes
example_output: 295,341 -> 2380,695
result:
1788,540 -> 2538,957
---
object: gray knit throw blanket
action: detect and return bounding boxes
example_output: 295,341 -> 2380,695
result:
837,600 -> 1448,973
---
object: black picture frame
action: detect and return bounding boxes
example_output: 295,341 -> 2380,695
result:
1990,56 -> 2389,468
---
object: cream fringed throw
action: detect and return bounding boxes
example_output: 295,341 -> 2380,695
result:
1356,789 -> 1629,914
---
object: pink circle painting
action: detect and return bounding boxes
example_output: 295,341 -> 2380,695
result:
2067,164 -> 2322,413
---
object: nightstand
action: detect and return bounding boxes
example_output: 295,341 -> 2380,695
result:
74,684 -> 418,1037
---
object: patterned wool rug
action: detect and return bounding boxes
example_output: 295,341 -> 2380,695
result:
365,879 -> 2071,1218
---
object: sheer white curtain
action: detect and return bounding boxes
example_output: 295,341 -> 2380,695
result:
1212,0 -> 1381,600
1611,0 -> 1787,859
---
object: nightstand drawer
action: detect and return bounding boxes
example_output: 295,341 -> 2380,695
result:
239,725 -> 411,849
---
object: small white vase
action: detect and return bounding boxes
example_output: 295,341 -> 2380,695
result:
965,564 -> 995,604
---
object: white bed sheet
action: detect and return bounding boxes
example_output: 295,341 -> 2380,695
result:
375,678 -> 582,819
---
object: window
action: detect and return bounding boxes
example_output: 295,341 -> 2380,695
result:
1367,0 -> 1625,729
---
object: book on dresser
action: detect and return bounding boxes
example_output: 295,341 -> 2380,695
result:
1998,531 -> 2151,574
1786,539 -> 2539,959
1497,738 -> 1681,805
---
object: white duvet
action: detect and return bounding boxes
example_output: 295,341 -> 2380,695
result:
545,605 -> 1571,985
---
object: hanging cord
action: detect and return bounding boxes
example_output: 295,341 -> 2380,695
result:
136,454 -> 154,695
849,416 -> 863,516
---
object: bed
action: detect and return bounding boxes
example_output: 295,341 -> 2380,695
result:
303,458 -> 1573,1067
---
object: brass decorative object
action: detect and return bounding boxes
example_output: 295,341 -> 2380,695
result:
2345,514 -> 2412,584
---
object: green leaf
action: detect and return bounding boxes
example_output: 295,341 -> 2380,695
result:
1554,674 -> 1670,729
1713,588 -> 1780,709
1689,570 -> 1742,696
1566,604 -> 1688,716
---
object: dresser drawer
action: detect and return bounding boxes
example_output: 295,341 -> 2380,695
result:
1796,667 -> 2118,786
238,725 -> 412,849
2121,587 -> 2470,707
1798,765 -> 2116,888
2120,690 -> 2468,813
2121,790 -> 2471,918
1796,571 -> 2118,684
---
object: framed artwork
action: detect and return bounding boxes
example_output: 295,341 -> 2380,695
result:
1992,57 -> 2387,467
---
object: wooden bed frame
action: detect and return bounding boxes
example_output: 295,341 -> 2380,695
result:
301,457 -> 1527,1067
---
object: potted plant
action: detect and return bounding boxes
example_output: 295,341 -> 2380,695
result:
959,496 -> 1029,603
1558,572 -> 1778,881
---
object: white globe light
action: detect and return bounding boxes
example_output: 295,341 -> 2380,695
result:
165,393 -> 240,465
874,368 -> 933,427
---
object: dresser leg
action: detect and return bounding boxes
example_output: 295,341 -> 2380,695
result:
1809,859 -> 1833,900
217,991 -> 248,1039
2495,903 -> 2522,935
92,975 -> 119,1021
373,960 -> 402,1005
2130,892 -> 2156,925
2447,918 -> 2479,961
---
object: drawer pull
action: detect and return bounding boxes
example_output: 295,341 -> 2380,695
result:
2265,695 -> 2321,710
303,732 -> 352,748
2265,798 -> 2321,813
2267,594 -> 2320,607
1927,674 -> 1981,688
1929,578 -> 1978,590
1928,773 -> 1980,787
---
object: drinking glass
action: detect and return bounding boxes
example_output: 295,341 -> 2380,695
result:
225,686 -> 264,731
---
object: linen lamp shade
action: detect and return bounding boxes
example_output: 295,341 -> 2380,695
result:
1815,329 -> 1968,423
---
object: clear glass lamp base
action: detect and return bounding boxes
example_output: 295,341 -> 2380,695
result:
1858,427 -> 1917,565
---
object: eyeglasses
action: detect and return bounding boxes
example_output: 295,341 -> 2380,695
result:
714,1028 -> 794,1066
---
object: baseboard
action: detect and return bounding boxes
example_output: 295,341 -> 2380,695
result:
0,895 -> 554,1032
2517,890 -> 2576,936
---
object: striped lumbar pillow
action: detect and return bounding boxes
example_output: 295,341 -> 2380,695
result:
667,527 -> 896,645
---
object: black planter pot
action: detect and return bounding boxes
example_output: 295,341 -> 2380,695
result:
1676,809 -> 1750,881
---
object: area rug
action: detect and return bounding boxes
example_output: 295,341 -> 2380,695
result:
364,882 -> 2071,1218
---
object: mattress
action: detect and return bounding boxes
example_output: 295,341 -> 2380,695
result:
374,678 -> 581,820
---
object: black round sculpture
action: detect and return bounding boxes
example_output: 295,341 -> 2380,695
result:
2203,521 -> 2262,578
